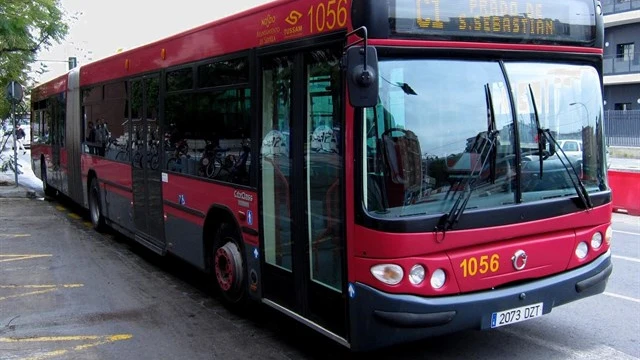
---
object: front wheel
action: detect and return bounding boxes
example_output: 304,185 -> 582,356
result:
212,224 -> 247,305
89,178 -> 106,231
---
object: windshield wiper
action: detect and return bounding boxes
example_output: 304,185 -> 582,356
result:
528,85 -> 546,178
485,84 -> 498,183
528,85 -> 593,209
437,129 -> 499,236
437,86 -> 500,237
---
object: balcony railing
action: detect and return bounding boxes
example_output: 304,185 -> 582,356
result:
603,53 -> 640,75
602,0 -> 640,14
604,110 -> 640,147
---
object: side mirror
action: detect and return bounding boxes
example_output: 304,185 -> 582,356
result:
345,46 -> 379,108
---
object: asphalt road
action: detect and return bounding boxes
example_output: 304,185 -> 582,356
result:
0,197 -> 638,359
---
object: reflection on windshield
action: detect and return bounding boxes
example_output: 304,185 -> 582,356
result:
363,59 -> 605,218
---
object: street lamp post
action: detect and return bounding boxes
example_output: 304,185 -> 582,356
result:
570,102 -> 589,122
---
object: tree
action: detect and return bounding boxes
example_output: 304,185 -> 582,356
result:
0,0 -> 69,118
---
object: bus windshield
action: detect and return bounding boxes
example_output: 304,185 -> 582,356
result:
363,58 -> 605,218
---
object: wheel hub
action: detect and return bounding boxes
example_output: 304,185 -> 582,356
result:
215,242 -> 242,292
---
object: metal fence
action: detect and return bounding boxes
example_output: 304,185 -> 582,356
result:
602,0 -> 640,14
604,110 -> 640,147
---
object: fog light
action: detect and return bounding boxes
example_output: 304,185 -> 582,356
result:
371,264 -> 403,285
605,226 -> 612,245
409,264 -> 425,285
575,242 -> 588,259
591,232 -> 603,250
430,268 -> 446,289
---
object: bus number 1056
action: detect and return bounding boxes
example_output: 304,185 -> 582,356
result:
459,254 -> 500,278
308,0 -> 348,33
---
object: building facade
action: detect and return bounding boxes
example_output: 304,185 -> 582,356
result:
603,0 -> 640,111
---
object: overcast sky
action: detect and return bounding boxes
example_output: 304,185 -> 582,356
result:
34,0 -> 269,83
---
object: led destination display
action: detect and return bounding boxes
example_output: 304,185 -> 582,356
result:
391,0 -> 597,44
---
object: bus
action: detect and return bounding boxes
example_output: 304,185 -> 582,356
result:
30,0 -> 613,351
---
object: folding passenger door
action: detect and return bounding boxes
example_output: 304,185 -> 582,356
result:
259,41 -> 348,342
130,74 -> 165,252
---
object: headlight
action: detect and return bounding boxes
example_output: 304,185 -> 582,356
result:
575,242 -> 589,259
371,264 -> 403,285
430,269 -> 446,289
591,232 -> 603,250
408,264 -> 425,285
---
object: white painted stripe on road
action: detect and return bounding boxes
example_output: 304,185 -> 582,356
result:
613,255 -> 640,263
500,327 -> 639,360
604,292 -> 640,304
614,230 -> 640,236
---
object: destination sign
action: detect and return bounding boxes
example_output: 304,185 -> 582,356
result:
391,0 -> 597,44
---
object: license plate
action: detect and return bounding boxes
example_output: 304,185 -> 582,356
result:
491,302 -> 543,328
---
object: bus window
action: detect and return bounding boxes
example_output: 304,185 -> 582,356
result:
306,48 -> 343,291
261,55 -> 293,271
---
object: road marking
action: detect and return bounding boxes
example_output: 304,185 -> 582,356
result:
613,255 -> 640,263
0,284 -> 84,302
614,230 -> 640,236
500,327 -> 639,359
0,334 -> 133,360
604,292 -> 640,304
55,205 -> 66,212
0,335 -> 128,343
0,284 -> 84,289
0,254 -> 52,263
67,213 -> 82,220
0,288 -> 57,301
0,234 -> 31,238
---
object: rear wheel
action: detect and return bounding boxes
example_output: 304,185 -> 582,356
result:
212,224 -> 247,305
89,178 -> 106,231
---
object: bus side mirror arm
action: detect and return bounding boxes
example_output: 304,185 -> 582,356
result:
343,27 -> 379,108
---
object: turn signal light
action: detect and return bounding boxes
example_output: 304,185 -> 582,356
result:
371,264 -> 403,285
605,226 -> 613,245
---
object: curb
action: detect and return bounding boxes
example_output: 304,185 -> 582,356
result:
0,183 -> 37,199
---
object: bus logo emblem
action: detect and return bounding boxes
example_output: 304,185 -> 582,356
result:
285,11 -> 302,26
512,250 -> 527,271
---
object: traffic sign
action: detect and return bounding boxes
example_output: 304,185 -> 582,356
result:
5,81 -> 24,103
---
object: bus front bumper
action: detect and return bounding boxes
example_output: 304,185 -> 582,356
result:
349,251 -> 612,351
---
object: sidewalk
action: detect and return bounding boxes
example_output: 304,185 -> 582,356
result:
0,150 -> 41,199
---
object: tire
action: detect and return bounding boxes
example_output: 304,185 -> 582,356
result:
210,158 -> 223,178
149,154 -> 159,170
205,161 -> 216,178
41,163 -> 56,198
116,151 -> 128,162
89,178 -> 106,232
167,158 -> 179,172
212,224 -> 247,305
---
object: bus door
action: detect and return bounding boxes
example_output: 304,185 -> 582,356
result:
50,94 -> 64,193
130,75 -> 165,252
259,44 -> 347,340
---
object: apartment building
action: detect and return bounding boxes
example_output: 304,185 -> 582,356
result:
603,0 -> 640,110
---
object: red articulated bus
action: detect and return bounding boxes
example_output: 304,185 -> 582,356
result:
30,0 -> 613,351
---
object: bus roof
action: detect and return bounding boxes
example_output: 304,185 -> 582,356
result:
32,73 -> 68,101
76,0 -> 324,86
